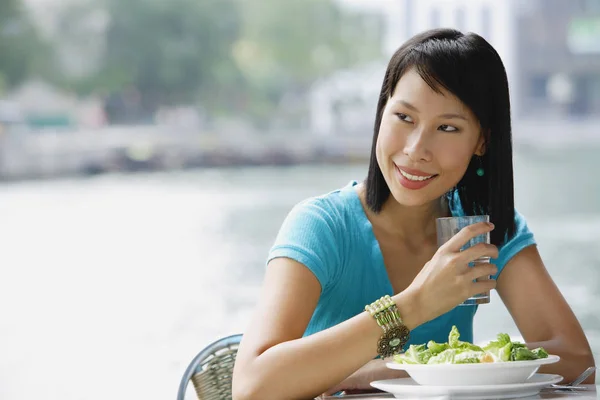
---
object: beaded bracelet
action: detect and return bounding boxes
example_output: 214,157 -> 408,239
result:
365,295 -> 410,358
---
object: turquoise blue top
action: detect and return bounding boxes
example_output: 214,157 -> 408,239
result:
267,181 -> 536,348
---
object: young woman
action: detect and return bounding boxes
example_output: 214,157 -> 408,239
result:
232,28 -> 595,400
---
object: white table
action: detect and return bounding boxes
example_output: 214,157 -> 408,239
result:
321,384 -> 597,399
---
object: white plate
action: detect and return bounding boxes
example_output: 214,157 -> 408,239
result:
386,355 -> 560,386
370,373 -> 563,399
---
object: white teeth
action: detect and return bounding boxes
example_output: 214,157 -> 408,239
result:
399,169 -> 434,181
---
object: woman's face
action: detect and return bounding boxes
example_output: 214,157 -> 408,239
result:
376,68 -> 485,207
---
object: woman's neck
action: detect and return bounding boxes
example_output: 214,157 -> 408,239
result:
357,183 -> 449,245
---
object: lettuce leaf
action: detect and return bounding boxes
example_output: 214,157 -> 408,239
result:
448,325 -> 461,348
531,347 -> 549,359
454,350 -> 484,364
448,325 -> 484,352
427,348 -> 457,364
427,340 -> 449,355
482,332 -> 514,362
425,348 -> 483,364
393,344 -> 432,364
511,347 -> 539,361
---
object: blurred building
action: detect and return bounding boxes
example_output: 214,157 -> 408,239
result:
395,0 -> 521,117
309,63 -> 383,136
313,0 -> 521,135
398,0 -> 600,119
517,0 -> 600,118
314,0 -> 600,136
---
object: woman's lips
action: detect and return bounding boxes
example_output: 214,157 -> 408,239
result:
395,165 -> 438,190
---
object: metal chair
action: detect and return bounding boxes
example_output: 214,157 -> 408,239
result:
177,333 -> 243,400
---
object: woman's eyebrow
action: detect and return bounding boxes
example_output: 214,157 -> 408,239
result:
392,99 -> 467,120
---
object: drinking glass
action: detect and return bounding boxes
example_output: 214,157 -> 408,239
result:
436,215 -> 491,305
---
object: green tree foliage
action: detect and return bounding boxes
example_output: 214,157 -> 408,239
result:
0,0 -> 52,91
233,0 -> 384,124
56,0 -> 384,124
236,0 -> 382,89
100,0 -> 242,111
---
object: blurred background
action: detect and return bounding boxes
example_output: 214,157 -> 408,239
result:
0,0 -> 598,398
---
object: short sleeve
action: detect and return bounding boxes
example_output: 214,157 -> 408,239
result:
267,198 -> 343,293
492,209 -> 536,278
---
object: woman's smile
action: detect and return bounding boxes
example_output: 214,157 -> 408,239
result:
395,164 -> 439,189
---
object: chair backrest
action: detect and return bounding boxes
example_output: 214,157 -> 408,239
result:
177,334 -> 243,400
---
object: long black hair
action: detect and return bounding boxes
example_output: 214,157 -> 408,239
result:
365,28 -> 515,245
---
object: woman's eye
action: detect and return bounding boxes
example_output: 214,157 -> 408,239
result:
439,124 -> 458,132
396,113 -> 414,123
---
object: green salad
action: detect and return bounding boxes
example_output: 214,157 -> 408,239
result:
393,325 -> 549,365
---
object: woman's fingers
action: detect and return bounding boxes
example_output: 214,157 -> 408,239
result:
441,221 -> 494,253
458,242 -> 499,265
468,279 -> 497,299
465,262 -> 498,282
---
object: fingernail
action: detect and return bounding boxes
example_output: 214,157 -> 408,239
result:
488,222 -> 495,228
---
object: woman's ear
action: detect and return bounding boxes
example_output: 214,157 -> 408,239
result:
474,129 -> 489,156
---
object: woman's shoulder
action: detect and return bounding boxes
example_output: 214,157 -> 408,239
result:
288,180 -> 361,226
271,180 -> 367,262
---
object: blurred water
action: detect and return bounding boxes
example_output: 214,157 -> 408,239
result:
0,145 -> 598,400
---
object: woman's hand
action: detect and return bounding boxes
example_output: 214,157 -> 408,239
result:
406,221 -> 499,324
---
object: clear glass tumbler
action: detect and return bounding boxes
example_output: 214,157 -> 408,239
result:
436,215 -> 492,306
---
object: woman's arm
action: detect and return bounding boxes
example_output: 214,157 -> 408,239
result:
232,258 -> 421,400
497,245 -> 596,383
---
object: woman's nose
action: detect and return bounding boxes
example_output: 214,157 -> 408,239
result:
403,127 -> 433,162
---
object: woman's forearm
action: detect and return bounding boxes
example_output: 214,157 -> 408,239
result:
341,358 -> 410,389
323,358 -> 410,395
233,291 -> 421,400
527,337 -> 596,383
